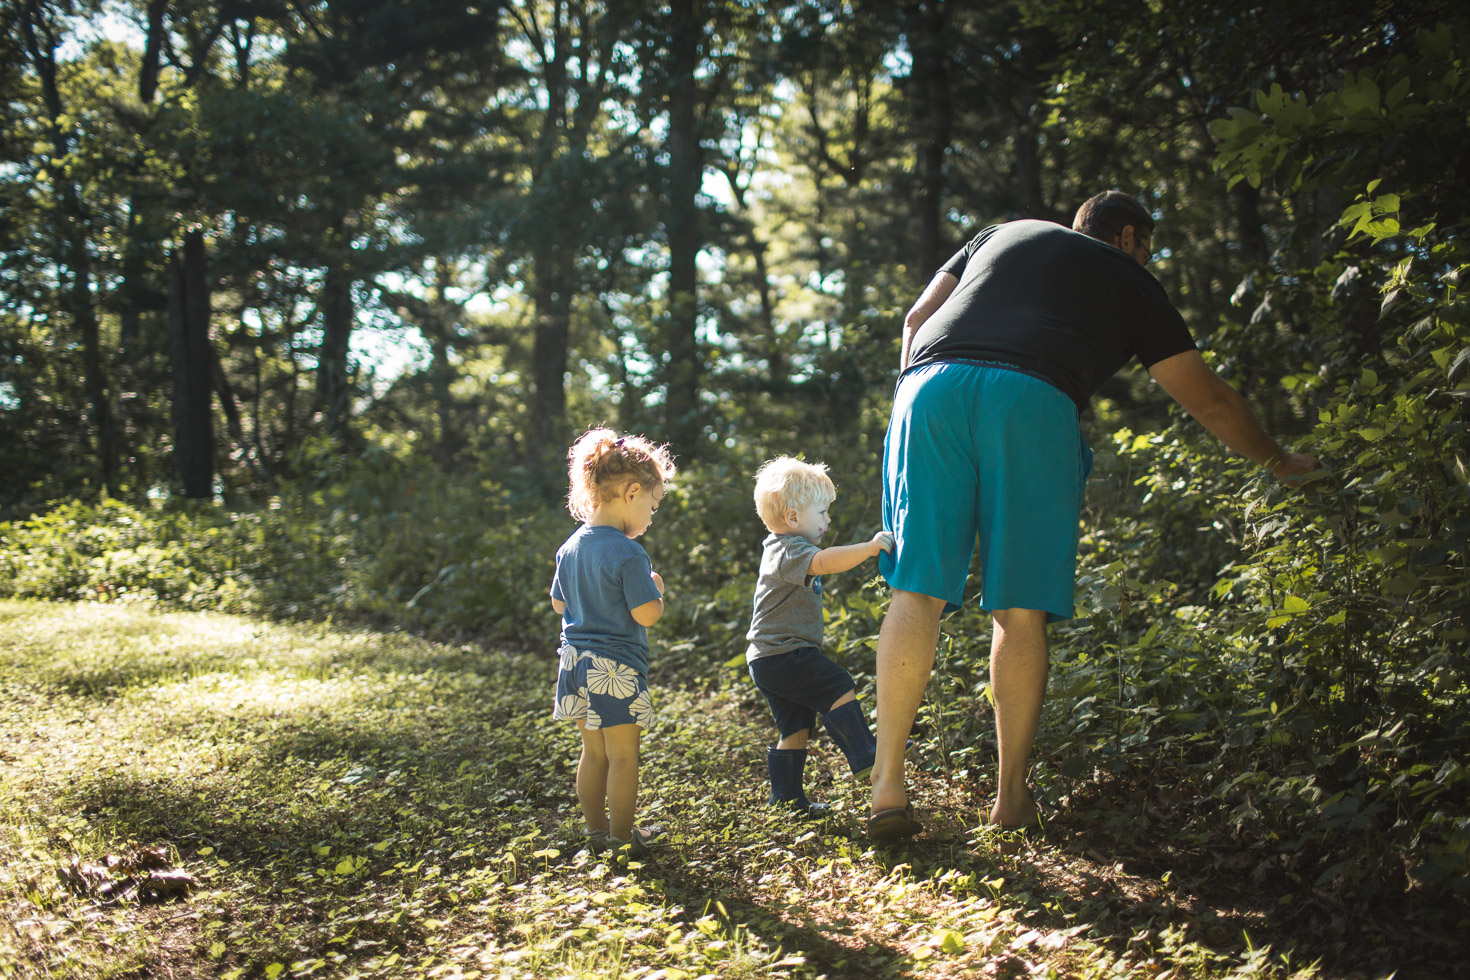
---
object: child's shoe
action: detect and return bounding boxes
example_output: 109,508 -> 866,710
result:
604,833 -> 651,858
590,825 -> 659,855
766,747 -> 830,817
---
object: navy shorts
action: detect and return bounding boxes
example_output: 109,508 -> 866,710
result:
880,361 -> 1092,621
553,646 -> 654,730
748,647 -> 857,738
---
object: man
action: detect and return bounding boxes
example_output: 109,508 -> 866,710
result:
867,191 -> 1320,840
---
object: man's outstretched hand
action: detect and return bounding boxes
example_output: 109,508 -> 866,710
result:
1272,451 -> 1323,485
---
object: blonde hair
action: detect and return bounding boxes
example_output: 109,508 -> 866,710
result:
753,456 -> 836,533
566,428 -> 677,522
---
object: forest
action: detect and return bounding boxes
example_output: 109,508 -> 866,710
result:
2,0 -> 1468,977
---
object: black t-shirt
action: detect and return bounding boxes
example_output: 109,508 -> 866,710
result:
905,219 -> 1196,413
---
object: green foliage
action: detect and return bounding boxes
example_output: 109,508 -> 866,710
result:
1190,13 -> 1470,902
1212,22 -> 1470,203
1,600 -> 1408,980
0,471 -> 572,642
0,498 -> 259,612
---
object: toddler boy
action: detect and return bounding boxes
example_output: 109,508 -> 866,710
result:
746,457 -> 893,814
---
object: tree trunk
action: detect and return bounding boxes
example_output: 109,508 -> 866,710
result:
167,230 -> 214,499
530,255 -> 571,474
20,0 -> 118,494
1231,181 -> 1270,267
119,0 -> 168,352
907,0 -> 953,281
317,265 -> 353,437
429,261 -> 463,470
664,0 -> 702,456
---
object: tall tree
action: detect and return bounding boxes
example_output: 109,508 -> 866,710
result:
663,0 -> 703,455
166,228 -> 214,497
496,0 -> 653,480
276,0 -> 508,443
16,0 -> 118,494
901,0 -> 954,282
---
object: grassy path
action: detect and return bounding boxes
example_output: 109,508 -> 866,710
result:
0,601 -> 1430,979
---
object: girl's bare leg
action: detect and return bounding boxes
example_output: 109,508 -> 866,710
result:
575,720 -> 610,833
600,723 -> 642,841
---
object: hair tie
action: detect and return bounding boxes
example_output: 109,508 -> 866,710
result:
613,437 -> 625,448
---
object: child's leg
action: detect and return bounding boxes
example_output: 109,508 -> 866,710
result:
750,653 -> 818,750
600,723 -> 641,841
776,727 -> 810,750
575,720 -> 610,833
822,690 -> 878,779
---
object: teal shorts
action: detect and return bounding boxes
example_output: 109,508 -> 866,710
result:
880,361 -> 1092,621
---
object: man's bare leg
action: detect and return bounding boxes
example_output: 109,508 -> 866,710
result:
870,590 -> 946,815
988,607 -> 1048,828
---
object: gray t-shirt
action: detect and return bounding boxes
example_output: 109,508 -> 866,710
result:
746,533 -> 824,662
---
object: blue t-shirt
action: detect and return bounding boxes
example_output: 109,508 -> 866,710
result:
550,524 -> 663,674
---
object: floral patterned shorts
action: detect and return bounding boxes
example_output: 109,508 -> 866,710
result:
553,645 -> 655,730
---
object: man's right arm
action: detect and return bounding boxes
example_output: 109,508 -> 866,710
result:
900,271 -> 959,372
1148,350 -> 1320,480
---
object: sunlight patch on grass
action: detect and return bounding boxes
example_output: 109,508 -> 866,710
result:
0,601 -> 1356,980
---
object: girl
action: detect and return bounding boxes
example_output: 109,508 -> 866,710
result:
550,428 -> 677,856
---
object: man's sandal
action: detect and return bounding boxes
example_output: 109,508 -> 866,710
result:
866,803 -> 923,841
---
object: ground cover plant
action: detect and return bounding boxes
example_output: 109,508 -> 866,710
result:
1,599 -> 1462,980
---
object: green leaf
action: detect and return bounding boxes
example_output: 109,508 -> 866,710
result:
1340,73 -> 1381,115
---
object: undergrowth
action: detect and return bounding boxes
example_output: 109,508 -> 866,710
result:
1,600 -> 1460,979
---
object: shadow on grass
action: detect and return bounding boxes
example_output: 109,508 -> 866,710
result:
862,788 -> 1469,980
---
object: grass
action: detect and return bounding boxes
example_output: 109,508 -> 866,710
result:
0,599 -> 1447,979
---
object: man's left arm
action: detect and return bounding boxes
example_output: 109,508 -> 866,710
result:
1148,350 -> 1320,480
900,272 -> 958,372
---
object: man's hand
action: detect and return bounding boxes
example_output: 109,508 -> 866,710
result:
1272,452 -> 1322,485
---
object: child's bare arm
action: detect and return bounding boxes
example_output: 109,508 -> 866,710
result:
630,570 -> 665,626
630,597 -> 663,626
808,530 -> 894,577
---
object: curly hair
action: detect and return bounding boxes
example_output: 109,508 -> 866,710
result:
566,428 -> 677,522
752,456 -> 836,533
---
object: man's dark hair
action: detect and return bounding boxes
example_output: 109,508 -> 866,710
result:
1072,191 -> 1154,241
